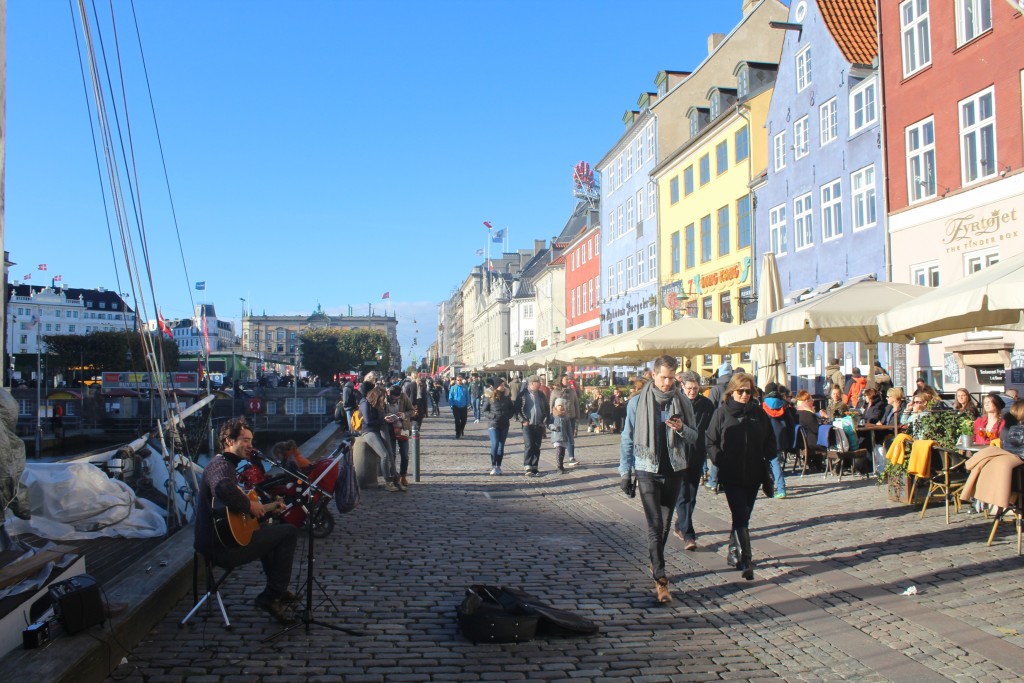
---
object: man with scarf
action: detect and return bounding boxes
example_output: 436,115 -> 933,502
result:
761,382 -> 795,499
619,355 -> 698,604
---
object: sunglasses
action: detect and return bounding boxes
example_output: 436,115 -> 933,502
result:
735,388 -> 754,395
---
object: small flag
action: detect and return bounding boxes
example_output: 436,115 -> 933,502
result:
483,221 -> 492,229
23,274 -> 31,280
491,228 -> 505,243
38,264 -> 47,271
475,248 -> 484,256
53,275 -> 63,282
195,281 -> 206,291
381,292 -> 390,300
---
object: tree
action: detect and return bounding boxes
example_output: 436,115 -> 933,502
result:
337,329 -> 391,373
44,331 -> 181,377
520,339 -> 537,353
300,328 -> 356,381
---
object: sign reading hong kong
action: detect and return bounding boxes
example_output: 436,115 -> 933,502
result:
943,207 -> 1019,253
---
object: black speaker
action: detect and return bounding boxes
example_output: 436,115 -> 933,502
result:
48,574 -> 105,635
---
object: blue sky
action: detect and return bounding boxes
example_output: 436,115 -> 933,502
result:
7,0 -> 774,364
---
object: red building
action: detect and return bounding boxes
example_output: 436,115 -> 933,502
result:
881,0 -> 1024,393
564,224 -> 601,345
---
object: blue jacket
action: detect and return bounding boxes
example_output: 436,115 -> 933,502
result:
448,384 -> 470,408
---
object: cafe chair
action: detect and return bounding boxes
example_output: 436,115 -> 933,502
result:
825,425 -> 870,480
789,426 -> 824,477
920,446 -> 969,524
180,552 -> 235,630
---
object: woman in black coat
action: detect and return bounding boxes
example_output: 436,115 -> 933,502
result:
705,372 -> 776,580
487,384 -> 515,475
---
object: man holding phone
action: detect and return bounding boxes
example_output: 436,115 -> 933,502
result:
619,355 -> 697,604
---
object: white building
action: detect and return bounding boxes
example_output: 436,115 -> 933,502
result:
149,304 -> 239,354
7,283 -> 136,355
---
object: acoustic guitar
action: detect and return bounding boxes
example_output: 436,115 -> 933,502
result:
213,487 -> 285,548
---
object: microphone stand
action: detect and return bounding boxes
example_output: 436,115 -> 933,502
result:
264,443 -> 362,640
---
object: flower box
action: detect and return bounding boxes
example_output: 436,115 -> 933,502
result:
886,471 -> 923,505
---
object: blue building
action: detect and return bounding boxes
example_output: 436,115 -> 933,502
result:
597,90 -> 665,344
754,0 -> 885,392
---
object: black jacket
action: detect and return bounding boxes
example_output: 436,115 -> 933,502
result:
705,397 -> 776,490
488,394 -> 515,429
686,393 -> 715,471
863,397 -> 885,424
513,388 -> 549,425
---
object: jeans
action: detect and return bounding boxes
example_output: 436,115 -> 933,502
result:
472,397 -> 482,421
705,461 -> 719,487
390,435 -> 409,476
637,471 -> 685,581
769,455 -> 786,495
208,522 -> 297,597
488,424 -> 509,467
452,406 -> 468,436
344,408 -> 354,431
563,420 -> 576,461
589,412 -> 600,427
522,424 -> 544,471
365,430 -> 397,480
723,484 -> 758,532
673,467 -> 703,540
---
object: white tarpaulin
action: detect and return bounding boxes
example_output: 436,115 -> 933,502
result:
5,462 -> 167,539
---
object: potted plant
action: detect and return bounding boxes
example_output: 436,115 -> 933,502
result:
878,409 -> 973,503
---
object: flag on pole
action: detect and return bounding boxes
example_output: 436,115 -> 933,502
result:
157,309 -> 173,338
38,264 -> 47,271
381,292 -> 390,300
475,248 -> 484,256
483,221 -> 492,229
491,228 -> 505,243
23,274 -> 31,280
53,275 -> 63,282
195,281 -> 206,291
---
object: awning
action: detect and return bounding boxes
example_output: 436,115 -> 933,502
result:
47,390 -> 83,400
103,389 -> 141,398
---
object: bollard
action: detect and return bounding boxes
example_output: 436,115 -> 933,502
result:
411,421 -> 421,482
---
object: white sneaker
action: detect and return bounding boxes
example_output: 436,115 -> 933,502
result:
474,419 -> 480,423
495,466 -> 503,475
566,459 -> 578,468
488,467 -> 497,475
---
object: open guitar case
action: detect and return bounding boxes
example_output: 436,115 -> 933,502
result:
457,585 -> 599,644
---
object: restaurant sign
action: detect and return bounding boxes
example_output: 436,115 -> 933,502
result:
102,372 -> 200,389
691,256 -> 751,295
976,365 -> 1005,385
601,295 -> 654,322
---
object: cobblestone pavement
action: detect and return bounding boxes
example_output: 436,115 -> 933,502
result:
109,411 -> 1024,683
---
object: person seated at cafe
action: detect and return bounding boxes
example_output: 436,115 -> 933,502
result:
598,393 -> 616,432
974,393 -> 1008,446
882,387 -> 906,426
819,385 -> 848,422
586,395 -> 601,432
998,399 -> 1024,447
861,387 -> 885,424
953,388 -> 981,419
844,367 -> 868,410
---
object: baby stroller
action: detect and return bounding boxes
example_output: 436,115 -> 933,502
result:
239,441 -> 350,538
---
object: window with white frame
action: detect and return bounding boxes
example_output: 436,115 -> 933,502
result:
700,215 -> 712,263
737,65 -> 749,98
965,248 -> 999,274
794,193 -> 814,250
607,211 -> 615,236
617,154 -> 623,187
774,131 -> 786,171
911,261 -> 940,287
617,205 -> 624,237
571,289 -> 576,317
648,182 -> 656,218
821,179 -> 843,241
906,117 -> 936,202
524,303 -> 534,319
588,279 -> 594,311
285,398 -> 304,415
608,266 -> 615,296
901,0 -> 932,77
648,243 -> 657,281
796,45 -> 812,92
626,146 -> 633,178
626,196 -> 634,227
769,204 -> 787,256
794,116 -> 809,159
819,98 -> 838,146
635,189 -> 644,225
646,122 -> 655,159
308,397 -> 326,415
637,249 -> 646,284
635,135 -> 644,167
851,165 -> 877,230
616,260 -> 624,293
627,255 -> 635,288
825,342 -> 845,363
850,77 -> 878,135
960,86 -> 997,185
956,0 -> 992,46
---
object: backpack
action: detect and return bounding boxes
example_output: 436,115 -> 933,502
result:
333,452 -> 360,514
334,401 -> 345,423
349,410 -> 363,433
344,387 -> 361,410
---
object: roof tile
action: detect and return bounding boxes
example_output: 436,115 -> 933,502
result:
818,0 -> 878,66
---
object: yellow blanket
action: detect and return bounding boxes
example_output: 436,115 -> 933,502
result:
907,439 -> 935,478
885,433 -> 913,465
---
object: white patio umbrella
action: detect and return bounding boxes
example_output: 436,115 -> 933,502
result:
630,316 -> 739,357
561,327 -> 651,364
719,278 -> 930,346
750,253 -> 785,385
877,250 -> 1024,340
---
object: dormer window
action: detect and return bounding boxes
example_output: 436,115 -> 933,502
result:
737,65 -> 750,98
710,97 -> 720,120
690,111 -> 700,137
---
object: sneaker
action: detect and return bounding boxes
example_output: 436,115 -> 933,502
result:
383,481 -> 400,492
255,595 -> 298,624
524,470 -> 536,478
399,476 -> 409,488
494,466 -> 503,475
685,539 -> 698,551
672,529 -> 686,543
774,491 -> 787,499
565,459 -> 578,468
488,467 -> 497,475
474,419 -> 480,423
655,578 -> 672,604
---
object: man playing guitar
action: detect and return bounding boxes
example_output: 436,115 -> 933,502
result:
194,417 -> 298,624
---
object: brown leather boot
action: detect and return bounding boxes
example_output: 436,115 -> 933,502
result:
399,475 -> 409,488
655,578 -> 672,604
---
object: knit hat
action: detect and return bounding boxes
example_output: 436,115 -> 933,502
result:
764,382 -> 779,396
717,360 -> 733,376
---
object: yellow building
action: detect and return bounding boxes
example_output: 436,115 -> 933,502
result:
653,67 -> 774,376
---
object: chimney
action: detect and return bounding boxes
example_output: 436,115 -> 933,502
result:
708,33 -> 725,55
742,0 -> 758,16
534,239 -> 546,256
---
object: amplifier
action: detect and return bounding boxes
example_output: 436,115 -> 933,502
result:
48,574 -> 105,635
